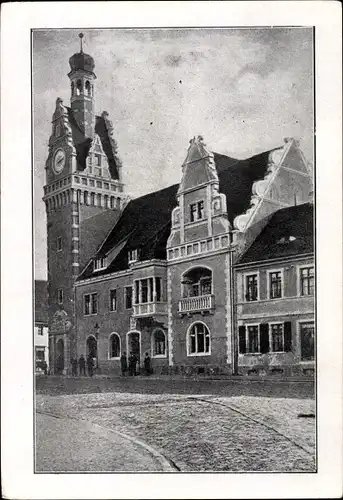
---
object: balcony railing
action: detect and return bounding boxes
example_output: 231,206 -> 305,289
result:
133,301 -> 167,317
178,294 -> 215,314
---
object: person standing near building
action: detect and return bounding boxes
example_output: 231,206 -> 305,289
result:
144,352 -> 152,376
78,354 -> 86,376
87,354 -> 94,377
120,352 -> 128,376
128,351 -> 137,376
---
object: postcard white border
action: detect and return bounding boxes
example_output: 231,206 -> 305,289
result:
1,1 -> 342,499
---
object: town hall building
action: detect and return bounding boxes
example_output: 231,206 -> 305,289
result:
43,36 -> 315,378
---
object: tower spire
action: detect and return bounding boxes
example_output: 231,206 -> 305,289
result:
79,33 -> 84,53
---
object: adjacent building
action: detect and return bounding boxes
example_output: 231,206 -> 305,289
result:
34,280 -> 49,370
42,36 -> 315,377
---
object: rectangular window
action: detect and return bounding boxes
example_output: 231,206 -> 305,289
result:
141,279 -> 148,303
58,289 -> 63,304
128,249 -> 138,263
245,274 -> 258,301
73,215 -> 79,225
57,237 -> 62,252
35,348 -> 45,362
82,178 -> 87,185
190,200 -> 205,222
95,154 -> 101,166
84,293 -> 98,315
300,267 -> 315,296
109,289 -> 117,311
247,325 -> 259,353
269,271 -> 282,299
271,323 -> 284,352
37,326 -> 44,336
93,257 -> 107,271
300,322 -> 315,361
155,277 -> 162,302
125,286 -> 133,309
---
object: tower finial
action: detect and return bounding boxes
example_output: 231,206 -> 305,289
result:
79,33 -> 84,53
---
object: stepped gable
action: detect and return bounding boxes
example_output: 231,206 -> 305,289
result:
237,202 -> 314,264
77,149 -> 274,279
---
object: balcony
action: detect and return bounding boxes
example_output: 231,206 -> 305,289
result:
133,301 -> 167,318
178,294 -> 215,315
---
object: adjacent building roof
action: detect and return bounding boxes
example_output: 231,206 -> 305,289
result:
78,149 -> 275,280
237,202 -> 314,265
35,280 -> 48,324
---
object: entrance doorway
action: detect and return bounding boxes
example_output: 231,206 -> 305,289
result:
86,335 -> 98,359
56,338 -> 64,374
127,331 -> 141,365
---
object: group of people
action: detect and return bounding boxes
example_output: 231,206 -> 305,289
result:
70,354 -> 95,377
120,352 -> 152,377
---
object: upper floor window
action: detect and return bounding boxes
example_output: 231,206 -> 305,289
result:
182,267 -> 212,298
190,200 -> 204,222
300,266 -> 314,296
84,293 -> 98,316
95,154 -> 101,166
268,270 -> 282,299
187,322 -> 211,356
109,289 -> 117,311
128,249 -> 138,263
245,274 -> 258,302
58,289 -> 63,305
93,257 -> 107,272
125,286 -> 133,309
37,325 -> 44,336
57,236 -> 62,252
134,277 -> 162,304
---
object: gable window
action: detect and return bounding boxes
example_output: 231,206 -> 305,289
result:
84,293 -> 98,316
268,270 -> 282,299
187,322 -> 211,356
245,274 -> 258,301
109,289 -> 117,311
108,333 -> 120,359
58,289 -> 63,305
152,329 -> 166,357
190,200 -> 204,222
128,249 -> 138,263
57,236 -> 62,252
238,322 -> 292,354
125,286 -> 133,309
93,257 -> 107,271
300,267 -> 314,296
95,154 -> 101,166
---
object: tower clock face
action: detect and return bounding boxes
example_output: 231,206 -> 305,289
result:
53,148 -> 66,174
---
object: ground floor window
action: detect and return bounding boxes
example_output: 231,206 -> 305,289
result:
300,322 -> 315,361
247,325 -> 259,353
152,329 -> 166,357
35,348 -> 45,361
239,322 -> 292,354
188,322 -> 210,355
109,333 -> 121,358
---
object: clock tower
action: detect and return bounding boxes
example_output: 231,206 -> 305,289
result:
43,34 -> 125,373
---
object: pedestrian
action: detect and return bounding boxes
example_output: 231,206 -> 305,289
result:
41,359 -> 48,376
128,351 -> 137,376
144,352 -> 152,376
78,354 -> 86,376
120,351 -> 128,376
71,357 -> 78,376
87,354 -> 94,377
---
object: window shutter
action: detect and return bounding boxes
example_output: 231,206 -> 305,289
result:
238,326 -> 246,354
260,324 -> 270,353
284,322 -> 292,352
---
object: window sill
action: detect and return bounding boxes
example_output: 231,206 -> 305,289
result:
152,354 -> 167,359
109,310 -> 117,313
300,360 -> 315,364
108,356 -> 120,361
187,352 -> 211,357
84,313 -> 98,317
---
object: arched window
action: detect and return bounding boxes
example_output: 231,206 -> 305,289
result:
76,79 -> 82,95
152,329 -> 166,358
182,267 -> 212,298
187,322 -> 211,356
109,333 -> 121,359
85,80 -> 91,96
71,81 -> 75,96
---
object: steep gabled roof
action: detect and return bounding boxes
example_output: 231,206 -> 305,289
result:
237,202 -> 314,265
78,149 -> 274,280
35,280 -> 48,324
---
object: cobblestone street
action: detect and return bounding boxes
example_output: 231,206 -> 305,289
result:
36,377 -> 315,472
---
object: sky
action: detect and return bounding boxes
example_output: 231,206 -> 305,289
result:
33,27 -> 314,280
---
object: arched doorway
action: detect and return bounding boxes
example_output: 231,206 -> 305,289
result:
86,335 -> 98,359
127,331 -> 141,366
56,338 -> 64,374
